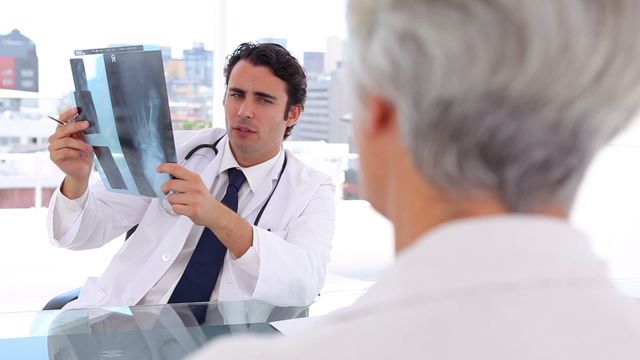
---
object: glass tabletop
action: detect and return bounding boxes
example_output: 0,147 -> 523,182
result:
0,291 -> 364,359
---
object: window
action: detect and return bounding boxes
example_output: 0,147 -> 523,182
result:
1,0 -> 368,313
2,0 -> 637,315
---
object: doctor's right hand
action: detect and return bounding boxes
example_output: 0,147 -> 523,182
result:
48,108 -> 94,199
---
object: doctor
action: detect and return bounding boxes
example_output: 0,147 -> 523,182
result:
46,42 -> 335,309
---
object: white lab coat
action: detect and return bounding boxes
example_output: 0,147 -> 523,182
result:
188,216 -> 640,360
47,128 -> 336,309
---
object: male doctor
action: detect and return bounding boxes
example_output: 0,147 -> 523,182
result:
46,42 -> 335,309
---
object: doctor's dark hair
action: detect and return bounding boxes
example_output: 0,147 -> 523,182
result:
224,42 -> 307,139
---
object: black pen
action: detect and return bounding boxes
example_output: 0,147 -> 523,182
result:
48,115 -> 65,126
48,114 -> 79,125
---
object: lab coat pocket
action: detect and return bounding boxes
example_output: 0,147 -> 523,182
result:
268,229 -> 289,241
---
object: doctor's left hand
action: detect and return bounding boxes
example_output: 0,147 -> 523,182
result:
157,163 -> 220,227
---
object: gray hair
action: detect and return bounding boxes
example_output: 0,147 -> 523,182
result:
347,0 -> 640,211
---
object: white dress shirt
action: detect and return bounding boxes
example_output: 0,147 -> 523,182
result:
188,215 -> 640,360
53,139 -> 283,304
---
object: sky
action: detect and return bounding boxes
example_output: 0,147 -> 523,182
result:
1,0 -> 348,97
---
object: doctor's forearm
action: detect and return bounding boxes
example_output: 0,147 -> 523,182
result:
207,205 -> 253,258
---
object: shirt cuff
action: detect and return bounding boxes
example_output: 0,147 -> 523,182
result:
57,186 -> 89,212
228,225 -> 261,276
52,186 -> 89,239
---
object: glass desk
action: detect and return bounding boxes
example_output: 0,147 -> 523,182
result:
0,291 -> 364,359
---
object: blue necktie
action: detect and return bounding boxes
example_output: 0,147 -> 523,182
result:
168,168 -> 246,304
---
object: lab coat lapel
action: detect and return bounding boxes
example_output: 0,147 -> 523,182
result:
117,134 -> 226,305
241,152 -> 286,219
123,133 -> 226,305
123,134 -> 225,303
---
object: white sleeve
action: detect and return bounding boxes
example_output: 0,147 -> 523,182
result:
230,180 -> 335,306
51,187 -> 89,240
226,227 -> 261,293
47,176 -> 152,250
228,226 -> 261,274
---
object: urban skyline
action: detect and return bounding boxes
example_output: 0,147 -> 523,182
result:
1,29 -> 352,144
1,0 -> 348,98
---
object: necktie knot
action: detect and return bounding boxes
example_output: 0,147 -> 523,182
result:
227,168 -> 246,192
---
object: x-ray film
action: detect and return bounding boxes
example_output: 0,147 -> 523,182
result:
70,46 -> 177,198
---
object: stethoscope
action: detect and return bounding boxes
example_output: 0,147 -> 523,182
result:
161,134 -> 288,227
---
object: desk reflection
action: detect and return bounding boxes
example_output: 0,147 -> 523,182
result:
45,301 -> 308,359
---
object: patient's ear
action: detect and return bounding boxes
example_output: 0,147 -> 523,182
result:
366,94 -> 397,136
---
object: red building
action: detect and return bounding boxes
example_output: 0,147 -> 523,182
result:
0,56 -> 17,90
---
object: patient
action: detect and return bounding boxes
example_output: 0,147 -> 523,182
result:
188,0 -> 640,359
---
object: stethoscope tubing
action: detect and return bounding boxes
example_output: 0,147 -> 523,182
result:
161,134 -> 287,227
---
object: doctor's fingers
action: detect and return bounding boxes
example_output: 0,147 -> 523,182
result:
165,191 -> 196,206
58,107 -> 79,122
50,147 -> 93,165
161,177 -> 208,196
167,202 -> 216,224
156,162 -> 201,180
49,120 -> 90,141
167,203 -> 196,219
165,193 -> 214,219
48,137 -> 93,155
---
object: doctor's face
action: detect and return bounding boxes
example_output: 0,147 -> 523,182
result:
224,60 -> 300,167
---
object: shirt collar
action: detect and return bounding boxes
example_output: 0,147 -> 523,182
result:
355,215 -> 609,308
218,138 -> 283,193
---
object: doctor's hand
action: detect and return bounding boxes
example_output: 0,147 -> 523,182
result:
157,163 -> 254,258
48,107 -> 94,199
157,163 -> 223,227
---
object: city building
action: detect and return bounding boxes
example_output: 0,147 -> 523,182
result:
165,43 -> 214,127
0,89 -> 63,208
325,36 -> 344,74
303,52 -> 325,80
184,42 -> 213,88
0,29 -> 38,92
293,67 -> 352,146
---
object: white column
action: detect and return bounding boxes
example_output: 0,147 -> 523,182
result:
212,0 -> 229,129
34,152 -> 43,208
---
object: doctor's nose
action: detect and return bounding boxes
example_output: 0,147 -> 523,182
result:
237,101 -> 255,119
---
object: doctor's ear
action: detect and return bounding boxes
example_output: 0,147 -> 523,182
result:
285,104 -> 302,127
